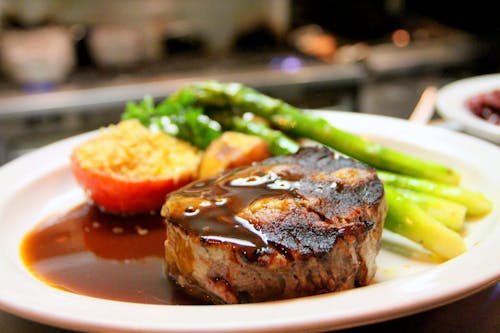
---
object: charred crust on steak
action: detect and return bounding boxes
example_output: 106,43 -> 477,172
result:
163,146 -> 387,304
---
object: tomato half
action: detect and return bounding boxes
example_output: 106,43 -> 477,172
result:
70,120 -> 200,215
71,153 -> 196,215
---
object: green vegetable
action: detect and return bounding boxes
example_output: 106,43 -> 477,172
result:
231,116 -> 299,155
389,186 -> 466,231
211,112 -> 299,155
384,186 -> 466,259
122,92 -> 222,149
171,81 -> 460,184
379,171 -> 492,217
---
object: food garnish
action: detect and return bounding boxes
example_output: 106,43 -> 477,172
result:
122,93 -> 222,149
71,119 -> 200,215
198,131 -> 271,179
122,92 -> 299,155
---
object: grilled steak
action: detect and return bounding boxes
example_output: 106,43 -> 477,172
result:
162,146 -> 387,304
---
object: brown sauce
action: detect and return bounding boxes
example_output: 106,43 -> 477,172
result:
21,203 -> 202,305
167,165 -> 302,249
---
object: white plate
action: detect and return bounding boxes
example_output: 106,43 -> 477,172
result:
0,111 -> 499,333
436,73 -> 500,143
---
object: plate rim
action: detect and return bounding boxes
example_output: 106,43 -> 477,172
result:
0,111 -> 499,333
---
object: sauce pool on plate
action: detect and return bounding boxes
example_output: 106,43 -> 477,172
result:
20,203 -> 202,305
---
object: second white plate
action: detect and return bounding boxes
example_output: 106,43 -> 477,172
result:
436,73 -> 500,143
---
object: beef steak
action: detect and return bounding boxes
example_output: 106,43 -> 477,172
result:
162,146 -> 387,304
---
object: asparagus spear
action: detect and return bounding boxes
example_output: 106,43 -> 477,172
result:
211,112 -> 299,155
384,186 -> 466,259
172,81 -> 460,184
270,111 -> 460,184
379,171 -> 492,217
389,186 -> 466,231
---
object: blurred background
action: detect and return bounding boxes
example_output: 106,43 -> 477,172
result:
0,0 -> 498,164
